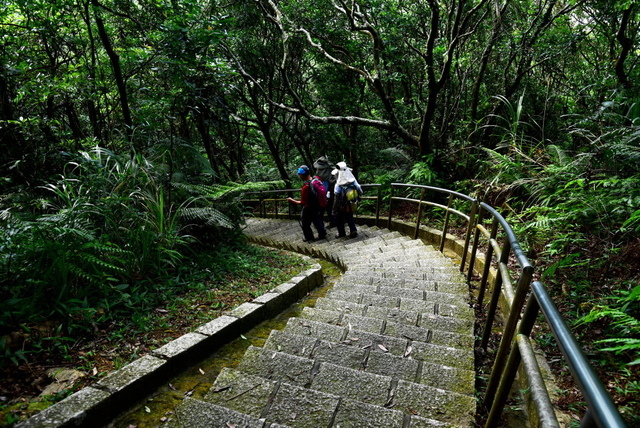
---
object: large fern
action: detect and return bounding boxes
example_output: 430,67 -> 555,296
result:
577,285 -> 640,365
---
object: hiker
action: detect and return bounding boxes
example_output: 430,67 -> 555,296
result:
332,161 -> 363,238
287,165 -> 327,242
313,156 -> 337,228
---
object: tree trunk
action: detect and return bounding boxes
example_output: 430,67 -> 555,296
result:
91,0 -> 134,144
614,6 -> 635,89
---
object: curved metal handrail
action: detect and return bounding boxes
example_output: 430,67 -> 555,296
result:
387,183 -> 626,428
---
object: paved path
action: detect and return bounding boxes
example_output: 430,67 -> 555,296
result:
170,218 -> 476,427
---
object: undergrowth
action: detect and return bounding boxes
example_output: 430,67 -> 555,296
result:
0,243 -> 311,425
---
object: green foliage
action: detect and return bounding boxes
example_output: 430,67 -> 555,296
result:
0,147 -> 271,365
407,155 -> 438,186
577,284 -> 640,366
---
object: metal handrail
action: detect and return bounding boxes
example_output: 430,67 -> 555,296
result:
243,184 -> 383,225
243,182 -> 627,428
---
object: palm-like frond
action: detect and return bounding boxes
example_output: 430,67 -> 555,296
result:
181,206 -> 235,229
173,180 -> 285,201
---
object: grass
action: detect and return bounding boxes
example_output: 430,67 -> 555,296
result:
0,243 -> 312,425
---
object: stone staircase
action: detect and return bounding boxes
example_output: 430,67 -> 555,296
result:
169,218 -> 476,427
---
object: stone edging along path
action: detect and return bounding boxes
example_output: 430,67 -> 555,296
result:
19,253 -> 323,427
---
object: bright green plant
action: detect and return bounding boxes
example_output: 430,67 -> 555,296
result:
577,284 -> 640,365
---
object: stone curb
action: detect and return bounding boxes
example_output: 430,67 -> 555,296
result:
18,259 -> 323,428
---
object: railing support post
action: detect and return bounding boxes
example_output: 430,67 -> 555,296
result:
387,185 -> 395,230
478,218 -> 499,309
439,194 -> 454,252
485,336 -> 522,428
414,188 -> 426,240
375,185 -> 381,227
467,206 -> 485,283
460,200 -> 478,274
483,264 -> 534,408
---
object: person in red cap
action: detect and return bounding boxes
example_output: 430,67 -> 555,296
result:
287,165 -> 327,242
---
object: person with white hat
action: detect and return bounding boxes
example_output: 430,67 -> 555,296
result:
332,162 -> 363,238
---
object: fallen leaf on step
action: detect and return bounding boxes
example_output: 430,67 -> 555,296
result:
404,345 -> 413,358
199,368 -> 205,375
144,406 -> 151,413
168,383 -> 176,391
378,343 -> 389,352
226,422 -> 236,428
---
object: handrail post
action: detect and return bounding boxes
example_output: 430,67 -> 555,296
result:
480,219 -> 503,349
260,191 -> 265,218
387,185 -> 395,229
439,193 -> 454,252
478,218 -> 499,309
485,336 -> 522,428
414,188 -> 426,240
580,409 -> 595,428
485,293 -> 554,428
460,199 -> 478,273
467,206 -> 485,282
483,264 -> 534,408
375,185 -> 381,227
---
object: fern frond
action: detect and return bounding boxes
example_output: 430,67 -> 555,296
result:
173,181 -> 285,201
180,206 -> 235,229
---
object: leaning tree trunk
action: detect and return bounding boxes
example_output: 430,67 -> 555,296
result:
91,0 -> 134,145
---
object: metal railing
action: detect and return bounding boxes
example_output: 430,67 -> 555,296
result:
243,184 -> 383,224
243,182 -> 627,428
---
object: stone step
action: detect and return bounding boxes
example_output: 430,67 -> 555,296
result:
339,274 -> 468,294
324,290 -> 474,320
168,397 -> 276,428
203,367 -> 340,427
189,367 -> 459,427
283,316 -> 473,359
299,307 -> 473,350
314,298 -> 473,336
233,346 -> 475,424
262,330 -> 475,396
350,251 -> 453,263
330,282 -> 470,307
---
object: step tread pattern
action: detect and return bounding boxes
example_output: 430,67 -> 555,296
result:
172,218 -> 476,427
